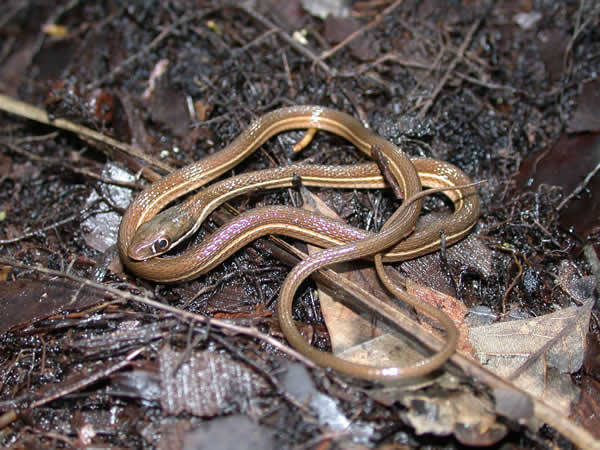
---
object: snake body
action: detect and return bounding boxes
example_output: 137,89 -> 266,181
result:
118,105 -> 480,380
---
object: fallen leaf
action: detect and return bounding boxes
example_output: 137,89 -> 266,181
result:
583,308 -> 600,378
323,16 -> 378,61
469,298 -> 594,415
297,187 -> 513,442
181,415 -> 277,450
0,36 -> 38,96
538,29 -> 569,82
515,132 -> 600,236
82,162 -> 134,252
279,362 -> 373,437
469,299 -> 593,375
157,419 -> 193,450
567,78 -> 600,133
268,0 -> 307,31
405,280 -> 472,356
0,278 -> 101,334
301,187 -> 394,354
569,376 -> 600,440
400,215 -> 494,298
110,370 -> 161,401
369,384 -> 508,445
556,260 -> 597,304
159,346 -> 269,417
402,391 -> 507,445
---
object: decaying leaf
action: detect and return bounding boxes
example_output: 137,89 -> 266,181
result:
301,187 -> 393,354
0,278 -> 101,334
469,299 -> 593,375
299,187 -> 505,440
159,346 -> 269,417
567,78 -> 600,133
369,385 -> 508,446
181,415 -> 277,450
280,362 -> 373,438
570,376 -> 600,440
82,162 -> 134,252
469,298 -> 594,415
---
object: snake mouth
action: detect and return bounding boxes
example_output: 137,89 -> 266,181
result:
127,233 -> 160,261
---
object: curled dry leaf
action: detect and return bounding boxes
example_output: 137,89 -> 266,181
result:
469,298 -> 594,416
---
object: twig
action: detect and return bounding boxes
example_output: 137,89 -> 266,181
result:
264,237 -> 600,448
418,19 -> 480,117
0,214 -> 81,245
281,51 -> 296,98
407,44 -> 446,104
0,93 -> 171,173
336,52 -> 432,77
239,6 -> 335,76
0,256 -> 317,370
0,346 -> 144,429
453,71 -> 518,92
508,314 -> 578,381
0,251 -> 597,448
563,0 -> 600,72
557,157 -> 600,210
2,141 -> 141,189
231,29 -> 278,56
313,0 -> 404,66
31,347 -> 145,408
84,11 -> 206,91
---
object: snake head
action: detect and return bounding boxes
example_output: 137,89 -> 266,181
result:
128,205 -> 196,261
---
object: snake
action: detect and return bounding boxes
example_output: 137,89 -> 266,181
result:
118,105 -> 480,380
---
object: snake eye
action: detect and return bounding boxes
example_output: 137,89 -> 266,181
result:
153,237 -> 170,253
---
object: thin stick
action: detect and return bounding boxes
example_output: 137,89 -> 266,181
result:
2,141 -> 141,189
313,0 -> 404,66
0,256 -> 317,370
0,252 -> 597,448
84,11 -> 207,91
557,157 -> 600,210
0,93 -> 171,173
240,6 -> 335,76
418,19 -> 480,117
0,214 -> 80,245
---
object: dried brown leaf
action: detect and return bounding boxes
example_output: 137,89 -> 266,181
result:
469,299 -> 593,414
369,385 -> 508,445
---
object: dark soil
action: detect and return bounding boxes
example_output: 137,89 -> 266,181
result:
0,0 -> 598,448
